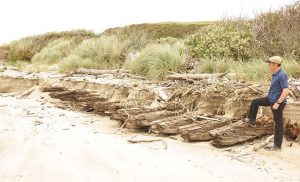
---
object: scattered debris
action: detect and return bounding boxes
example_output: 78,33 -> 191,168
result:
1,68 -> 300,149
166,73 -> 234,81
74,68 -> 131,75
33,120 -> 43,126
285,118 -> 300,140
127,138 -> 163,144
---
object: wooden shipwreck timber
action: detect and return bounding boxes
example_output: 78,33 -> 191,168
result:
1,68 -> 299,147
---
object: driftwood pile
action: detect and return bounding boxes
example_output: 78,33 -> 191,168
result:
43,86 -> 282,147
44,86 -> 126,116
41,70 -> 300,147
289,78 -> 300,101
285,118 -> 300,140
73,68 -> 145,80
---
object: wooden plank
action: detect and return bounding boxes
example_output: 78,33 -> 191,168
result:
180,119 -> 231,141
209,116 -> 274,147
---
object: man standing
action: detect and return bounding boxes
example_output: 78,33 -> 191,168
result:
245,56 -> 289,151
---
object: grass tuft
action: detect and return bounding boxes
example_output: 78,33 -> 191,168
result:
58,35 -> 126,73
126,41 -> 187,80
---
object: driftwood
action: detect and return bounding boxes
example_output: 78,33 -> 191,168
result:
209,116 -> 274,147
48,89 -> 122,114
121,73 -> 146,80
48,89 -> 108,103
16,86 -> 39,99
49,90 -> 90,101
285,118 -> 300,140
166,73 -> 227,80
124,109 -> 185,129
150,115 -> 195,134
196,115 -> 219,121
93,101 -> 123,114
166,101 -> 184,111
111,107 -> 164,121
74,68 -> 131,75
41,86 -> 66,92
127,137 -> 168,150
128,138 -> 162,143
253,135 -> 274,151
179,119 -> 232,141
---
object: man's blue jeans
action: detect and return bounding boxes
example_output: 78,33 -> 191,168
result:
248,96 -> 286,147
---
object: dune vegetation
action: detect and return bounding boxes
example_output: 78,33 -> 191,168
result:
0,1 -> 299,81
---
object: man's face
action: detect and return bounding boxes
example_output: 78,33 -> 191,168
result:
268,62 -> 278,72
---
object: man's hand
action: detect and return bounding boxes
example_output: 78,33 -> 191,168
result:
272,103 -> 279,110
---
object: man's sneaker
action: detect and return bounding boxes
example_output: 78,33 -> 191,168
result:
244,118 -> 256,128
248,122 -> 256,128
265,145 -> 282,151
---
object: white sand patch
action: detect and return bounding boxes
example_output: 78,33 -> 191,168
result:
0,96 -> 299,182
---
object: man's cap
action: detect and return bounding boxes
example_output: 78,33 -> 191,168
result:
265,56 -> 283,64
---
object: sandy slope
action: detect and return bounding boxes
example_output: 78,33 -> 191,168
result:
0,94 -> 299,182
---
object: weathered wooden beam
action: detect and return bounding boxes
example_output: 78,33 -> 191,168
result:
209,116 -> 274,147
110,107 -> 164,121
74,68 -> 131,75
180,119 -> 232,141
151,115 -> 195,134
166,73 -> 226,80
124,109 -> 185,129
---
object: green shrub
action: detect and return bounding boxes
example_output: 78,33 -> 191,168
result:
282,58 -> 300,78
199,58 -> 230,73
199,60 -> 215,73
187,24 -> 254,60
0,45 -> 9,61
107,27 -> 152,51
231,59 -> 270,81
10,61 -> 31,71
156,37 -> 181,45
58,35 -> 126,72
32,39 -> 76,65
6,29 -> 97,62
198,57 -> 300,82
7,38 -> 35,62
126,41 -> 187,80
58,55 -> 95,73
103,22 -> 212,40
233,58 -> 300,81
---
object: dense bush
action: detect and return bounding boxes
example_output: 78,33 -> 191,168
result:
252,1 -> 300,59
187,24 -> 254,60
126,41 -> 187,80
